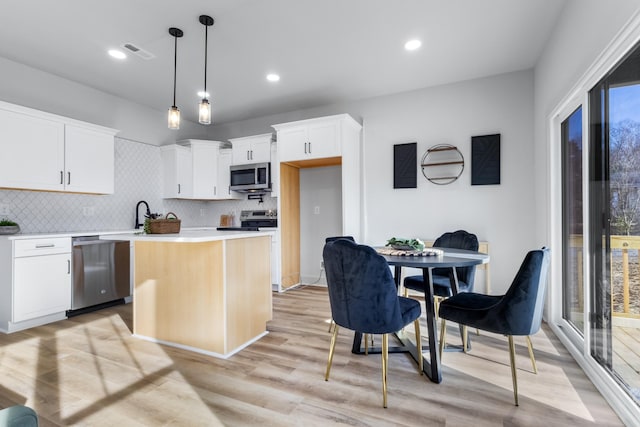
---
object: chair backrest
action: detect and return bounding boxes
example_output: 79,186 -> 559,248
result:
325,236 -> 355,243
498,247 -> 551,335
323,239 -> 406,334
433,230 -> 479,286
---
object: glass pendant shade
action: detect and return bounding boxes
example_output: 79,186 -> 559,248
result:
168,27 -> 183,130
168,106 -> 180,130
199,15 -> 214,126
198,99 -> 211,125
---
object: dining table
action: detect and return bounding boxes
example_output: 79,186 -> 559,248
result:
351,247 -> 490,383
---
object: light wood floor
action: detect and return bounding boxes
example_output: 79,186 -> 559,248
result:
0,286 -> 624,426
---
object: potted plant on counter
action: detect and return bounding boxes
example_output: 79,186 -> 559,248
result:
0,218 -> 20,235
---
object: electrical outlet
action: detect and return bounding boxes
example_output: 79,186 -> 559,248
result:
200,208 -> 206,217
320,260 -> 324,269
82,206 -> 95,217
0,204 -> 10,216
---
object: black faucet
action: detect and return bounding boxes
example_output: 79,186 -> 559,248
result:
135,200 -> 151,229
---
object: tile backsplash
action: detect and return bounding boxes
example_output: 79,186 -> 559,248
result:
0,138 -> 275,234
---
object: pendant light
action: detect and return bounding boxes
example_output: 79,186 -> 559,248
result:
198,15 -> 214,125
168,27 -> 183,130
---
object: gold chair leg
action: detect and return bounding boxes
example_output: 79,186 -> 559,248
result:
439,318 -> 447,359
526,335 -> 537,374
364,333 -> 369,355
382,333 -> 389,408
325,325 -> 339,381
462,326 -> 468,353
414,319 -> 423,374
328,319 -> 334,333
508,335 -> 519,406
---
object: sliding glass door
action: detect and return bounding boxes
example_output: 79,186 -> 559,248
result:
589,42 -> 640,404
561,106 -> 584,335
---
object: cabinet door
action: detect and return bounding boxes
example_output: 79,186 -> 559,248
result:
0,108 -> 65,191
231,136 -> 272,164
162,145 -> 192,198
217,150 -> 242,199
64,125 -> 115,194
277,126 -> 308,162
191,144 -> 218,199
13,253 -> 71,322
249,139 -> 272,163
231,140 -> 253,165
307,119 -> 340,159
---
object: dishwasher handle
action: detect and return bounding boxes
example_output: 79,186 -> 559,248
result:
72,237 -> 128,247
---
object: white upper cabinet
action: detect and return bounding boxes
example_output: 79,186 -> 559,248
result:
64,125 -> 115,194
190,141 -> 220,199
161,144 -> 192,198
164,140 -> 241,200
272,114 -> 360,162
0,101 -> 117,194
229,133 -> 272,165
218,148 -> 242,200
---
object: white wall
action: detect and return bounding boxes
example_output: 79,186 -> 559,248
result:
358,71 -> 535,294
299,165 -> 342,284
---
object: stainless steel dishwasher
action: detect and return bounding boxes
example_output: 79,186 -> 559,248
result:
69,236 -> 130,316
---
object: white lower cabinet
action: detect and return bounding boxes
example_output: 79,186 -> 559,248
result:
14,252 -> 71,322
0,237 -> 71,332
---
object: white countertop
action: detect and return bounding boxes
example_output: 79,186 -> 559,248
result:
100,229 -> 274,243
1,229 -> 140,240
1,227 -> 274,241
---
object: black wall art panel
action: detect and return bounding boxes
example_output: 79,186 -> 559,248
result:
393,142 -> 417,188
471,134 -> 501,185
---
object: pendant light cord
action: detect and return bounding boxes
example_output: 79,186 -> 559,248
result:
203,24 -> 208,97
173,34 -> 178,107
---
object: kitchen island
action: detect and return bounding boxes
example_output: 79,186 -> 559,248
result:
101,229 -> 272,358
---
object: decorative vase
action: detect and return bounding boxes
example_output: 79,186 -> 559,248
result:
0,225 -> 20,235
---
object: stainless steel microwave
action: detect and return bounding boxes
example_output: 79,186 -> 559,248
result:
230,162 -> 271,192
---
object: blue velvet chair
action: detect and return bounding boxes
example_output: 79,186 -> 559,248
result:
0,405 -> 38,426
438,248 -> 550,406
403,230 -> 479,298
323,238 -> 423,408
403,230 -> 479,347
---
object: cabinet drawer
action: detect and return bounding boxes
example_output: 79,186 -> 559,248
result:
14,238 -> 71,257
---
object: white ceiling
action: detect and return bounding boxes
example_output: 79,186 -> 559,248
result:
0,0 -> 565,126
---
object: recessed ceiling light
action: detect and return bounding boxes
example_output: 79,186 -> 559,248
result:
404,39 -> 422,51
197,91 -> 210,98
266,73 -> 280,82
108,49 -> 127,60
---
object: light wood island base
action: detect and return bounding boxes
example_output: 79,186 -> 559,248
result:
132,234 -> 272,358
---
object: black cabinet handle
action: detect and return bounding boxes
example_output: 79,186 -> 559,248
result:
60,171 -> 63,184
67,172 -> 71,185
178,184 -> 181,194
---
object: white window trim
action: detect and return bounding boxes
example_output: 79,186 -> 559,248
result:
547,10 -> 640,426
